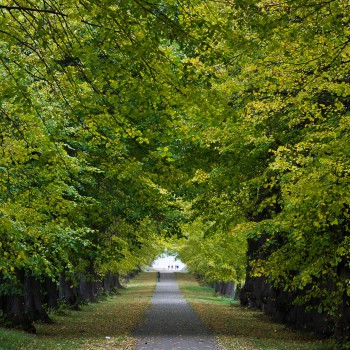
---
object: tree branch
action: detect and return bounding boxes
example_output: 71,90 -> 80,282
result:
0,5 -> 67,17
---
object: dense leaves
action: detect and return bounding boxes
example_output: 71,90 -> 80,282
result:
173,0 -> 350,341
1,0 -> 349,341
0,0 -> 192,330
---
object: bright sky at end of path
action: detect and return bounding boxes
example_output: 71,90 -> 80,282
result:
152,254 -> 186,271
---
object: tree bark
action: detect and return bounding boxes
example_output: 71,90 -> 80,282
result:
59,272 -> 81,310
334,265 -> 350,343
43,278 -> 59,310
78,261 -> 98,302
1,270 -> 36,332
24,275 -> 52,323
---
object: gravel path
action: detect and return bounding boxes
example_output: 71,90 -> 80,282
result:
133,272 -> 219,350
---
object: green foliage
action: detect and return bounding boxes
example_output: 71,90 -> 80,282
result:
176,218 -> 247,283
171,0 -> 350,338
1,0 -> 350,341
0,0 -> 191,293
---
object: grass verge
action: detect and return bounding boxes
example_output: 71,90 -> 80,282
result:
176,273 -> 332,350
0,272 -> 156,350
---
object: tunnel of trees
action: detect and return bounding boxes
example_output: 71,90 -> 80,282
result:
0,0 -> 349,344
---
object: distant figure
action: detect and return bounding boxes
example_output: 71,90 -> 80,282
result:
171,265 -> 173,269
168,265 -> 170,269
157,271 -> 160,282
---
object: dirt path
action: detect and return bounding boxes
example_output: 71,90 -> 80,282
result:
133,272 -> 219,350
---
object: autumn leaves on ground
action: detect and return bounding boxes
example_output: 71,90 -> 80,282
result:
176,274 -> 329,350
0,272 -> 330,350
0,273 -> 156,350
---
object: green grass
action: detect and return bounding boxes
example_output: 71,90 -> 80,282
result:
176,273 -> 333,350
1,272 -> 339,350
181,284 -> 237,306
0,272 -> 156,350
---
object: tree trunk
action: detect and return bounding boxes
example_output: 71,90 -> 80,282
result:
24,275 -> 52,323
112,273 -> 123,289
334,265 -> 350,343
102,273 -> 113,293
214,282 -> 235,296
43,278 -> 59,310
79,275 -> 97,302
334,302 -> 350,344
5,294 -> 36,333
234,283 -> 242,300
214,282 -> 221,294
223,281 -> 235,297
59,272 -> 81,310
1,270 -> 36,333
79,261 -> 98,302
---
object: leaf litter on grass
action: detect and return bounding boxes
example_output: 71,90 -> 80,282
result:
1,272 -> 156,350
176,273 -> 328,350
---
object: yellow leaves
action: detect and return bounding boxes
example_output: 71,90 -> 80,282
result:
155,146 -> 174,161
294,232 -> 303,241
1,138 -> 28,165
250,259 -> 265,278
317,212 -> 325,220
136,136 -> 149,145
228,222 -> 255,237
16,250 -> 26,262
183,57 -> 200,65
191,169 -> 209,184
337,247 -> 347,256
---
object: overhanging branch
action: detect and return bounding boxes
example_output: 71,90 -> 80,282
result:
0,5 -> 67,17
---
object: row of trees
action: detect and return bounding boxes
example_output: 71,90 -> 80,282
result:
171,0 -> 350,342
1,0 -> 349,342
0,0 -> 197,331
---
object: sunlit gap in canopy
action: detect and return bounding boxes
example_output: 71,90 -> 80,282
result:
150,251 -> 187,271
